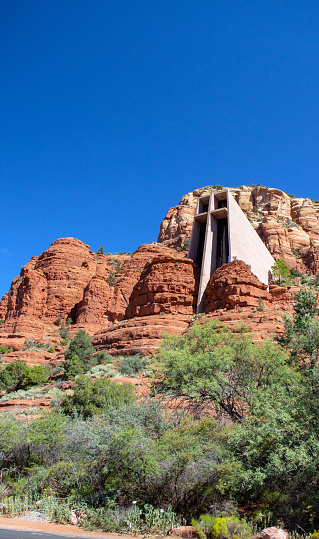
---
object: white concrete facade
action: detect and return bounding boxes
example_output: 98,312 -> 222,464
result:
188,189 -> 275,312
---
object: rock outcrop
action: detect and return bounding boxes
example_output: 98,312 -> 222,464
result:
204,260 -> 272,312
125,254 -> 199,318
1,183 -> 318,359
158,185 -> 319,274
0,239 -> 175,339
261,528 -> 287,539
92,314 -> 189,356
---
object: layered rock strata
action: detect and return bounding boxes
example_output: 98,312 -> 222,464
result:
204,260 -> 272,312
0,239 -> 176,338
92,314 -> 189,356
1,183 -> 317,359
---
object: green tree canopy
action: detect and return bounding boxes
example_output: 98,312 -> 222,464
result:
64,330 -> 96,379
154,321 -> 294,422
271,258 -> 291,285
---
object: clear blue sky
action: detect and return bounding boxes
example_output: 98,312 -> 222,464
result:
1,0 -> 319,298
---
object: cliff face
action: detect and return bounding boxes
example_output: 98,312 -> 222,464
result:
158,185 -> 319,273
0,239 -> 177,338
0,184 -> 318,357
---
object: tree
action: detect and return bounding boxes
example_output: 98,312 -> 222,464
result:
271,258 -> 291,285
278,288 -> 319,372
0,360 -> 28,391
96,245 -> 105,255
154,321 -> 293,423
63,330 -> 96,379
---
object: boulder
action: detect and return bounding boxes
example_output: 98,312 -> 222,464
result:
261,527 -> 287,539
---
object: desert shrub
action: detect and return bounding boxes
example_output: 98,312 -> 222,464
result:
0,362 -> 50,393
155,321 -> 292,422
177,239 -> 190,252
58,324 -> 71,342
300,274 -> 319,289
64,330 -> 96,379
0,346 -> 12,354
23,339 -> 47,351
107,271 -> 117,286
55,316 -> 62,326
291,248 -> 299,259
192,515 -> 251,539
0,361 -> 28,391
85,364 -> 118,378
95,350 -> 114,364
96,245 -> 105,255
21,365 -> 50,389
118,354 -> 149,375
61,376 -> 136,417
102,399 -> 182,438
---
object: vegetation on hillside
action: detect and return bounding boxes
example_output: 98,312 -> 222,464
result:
1,288 -> 319,534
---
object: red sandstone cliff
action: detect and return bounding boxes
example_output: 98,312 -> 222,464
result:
0,184 -> 317,358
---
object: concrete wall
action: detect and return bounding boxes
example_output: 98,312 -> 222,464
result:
196,211 -> 212,312
188,188 -> 275,311
188,219 -> 201,261
227,191 -> 275,285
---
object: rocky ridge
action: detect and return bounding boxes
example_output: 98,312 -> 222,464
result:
1,185 -> 317,360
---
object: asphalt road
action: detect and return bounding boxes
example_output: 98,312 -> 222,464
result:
0,530 -> 115,539
0,531 -> 74,539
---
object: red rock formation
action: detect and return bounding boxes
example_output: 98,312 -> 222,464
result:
106,244 -> 176,321
92,314 -> 190,356
1,184 -> 318,362
0,238 -> 191,350
125,254 -> 199,318
0,239 -> 168,337
204,261 -> 272,312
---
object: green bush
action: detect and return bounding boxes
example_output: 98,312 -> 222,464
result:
107,271 -> 117,286
0,361 -> 28,391
96,245 -> 105,255
85,364 -> 118,378
0,346 -> 13,354
192,515 -> 251,539
118,354 -> 149,376
21,365 -> 50,389
58,324 -> 71,342
55,316 -> 62,326
0,361 -> 49,392
62,375 -> 136,417
95,350 -> 114,364
64,330 -> 96,379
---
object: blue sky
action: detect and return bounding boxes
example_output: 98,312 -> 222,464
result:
1,0 -> 319,298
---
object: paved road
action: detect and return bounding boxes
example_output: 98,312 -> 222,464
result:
0,530 -> 115,539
